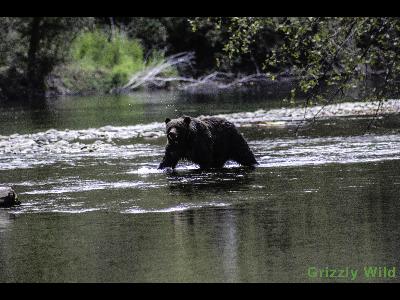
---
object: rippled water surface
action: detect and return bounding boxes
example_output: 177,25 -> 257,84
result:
1,91 -> 400,282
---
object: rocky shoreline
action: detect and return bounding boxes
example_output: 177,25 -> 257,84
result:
209,99 -> 400,125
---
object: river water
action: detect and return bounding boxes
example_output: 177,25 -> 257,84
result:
1,91 -> 400,282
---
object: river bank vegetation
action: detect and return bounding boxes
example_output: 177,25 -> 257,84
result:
1,17 -> 400,107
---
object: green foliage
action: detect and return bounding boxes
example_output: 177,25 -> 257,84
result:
59,29 -> 178,93
3,16 -> 400,102
192,17 -> 400,104
0,17 -> 94,100
70,30 -> 145,87
122,17 -> 168,52
189,17 -> 279,74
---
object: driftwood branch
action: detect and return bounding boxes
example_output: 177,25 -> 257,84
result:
110,52 -> 196,93
110,51 -> 294,94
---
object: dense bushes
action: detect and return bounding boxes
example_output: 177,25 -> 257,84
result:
70,30 -> 144,87
55,29 -> 178,94
0,17 -> 94,101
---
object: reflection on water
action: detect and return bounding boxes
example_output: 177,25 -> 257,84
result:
1,91 -> 400,282
0,91 -> 287,136
166,167 -> 256,194
0,212 -> 13,233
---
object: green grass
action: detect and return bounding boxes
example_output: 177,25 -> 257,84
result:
54,29 -> 177,95
70,29 -> 145,88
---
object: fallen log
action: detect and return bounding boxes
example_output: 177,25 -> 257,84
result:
111,52 -> 298,93
0,187 -> 20,208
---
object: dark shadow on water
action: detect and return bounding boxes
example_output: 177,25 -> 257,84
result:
27,100 -> 60,131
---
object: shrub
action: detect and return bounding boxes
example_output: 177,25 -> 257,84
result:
53,29 -> 180,94
70,29 -> 145,88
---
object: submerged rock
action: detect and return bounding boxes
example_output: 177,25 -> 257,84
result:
0,187 -> 20,208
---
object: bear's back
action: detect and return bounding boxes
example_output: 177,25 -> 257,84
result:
201,117 -> 238,137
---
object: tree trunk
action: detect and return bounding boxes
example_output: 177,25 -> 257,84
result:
26,17 -> 44,99
109,17 -> 115,41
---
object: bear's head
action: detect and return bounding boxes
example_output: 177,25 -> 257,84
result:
164,116 -> 191,145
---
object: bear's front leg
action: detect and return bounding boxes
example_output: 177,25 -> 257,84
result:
158,144 -> 180,169
158,156 -> 179,169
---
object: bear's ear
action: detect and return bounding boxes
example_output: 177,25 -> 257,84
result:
183,116 -> 191,125
165,118 -> 171,124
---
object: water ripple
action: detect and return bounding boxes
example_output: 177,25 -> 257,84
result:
123,202 -> 231,214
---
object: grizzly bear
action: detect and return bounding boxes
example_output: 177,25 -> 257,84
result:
158,116 -> 258,170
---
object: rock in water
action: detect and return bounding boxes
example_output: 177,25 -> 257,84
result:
0,187 -> 20,208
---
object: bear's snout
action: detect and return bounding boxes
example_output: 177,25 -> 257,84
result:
167,128 -> 178,142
